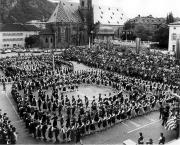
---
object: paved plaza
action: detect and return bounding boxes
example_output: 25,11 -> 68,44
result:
0,57 -> 178,144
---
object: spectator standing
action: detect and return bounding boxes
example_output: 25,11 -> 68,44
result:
138,132 -> 144,144
158,133 -> 165,144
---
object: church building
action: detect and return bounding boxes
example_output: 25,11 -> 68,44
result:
40,0 -> 128,49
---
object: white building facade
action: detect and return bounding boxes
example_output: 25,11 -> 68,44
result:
0,24 -> 39,50
168,21 -> 180,52
0,31 -> 39,50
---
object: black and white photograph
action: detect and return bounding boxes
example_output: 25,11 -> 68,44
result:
0,0 -> 180,144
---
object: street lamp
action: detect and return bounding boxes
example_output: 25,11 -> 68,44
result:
89,30 -> 94,48
91,30 -> 94,44
52,32 -> 56,74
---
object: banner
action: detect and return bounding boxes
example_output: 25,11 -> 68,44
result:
165,116 -> 177,130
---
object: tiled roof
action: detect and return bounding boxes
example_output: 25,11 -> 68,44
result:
93,4 -> 128,26
48,0 -> 82,24
0,24 -> 40,32
39,28 -> 53,35
169,21 -> 180,25
129,16 -> 165,25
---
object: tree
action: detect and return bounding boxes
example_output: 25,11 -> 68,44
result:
166,12 -> 174,24
25,35 -> 40,48
124,21 -> 135,30
134,24 -> 153,41
153,25 -> 169,49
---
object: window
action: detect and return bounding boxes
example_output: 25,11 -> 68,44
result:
3,38 -> 23,42
174,27 -> 176,30
51,38 -> 53,43
172,33 -> 177,40
3,33 -> 23,36
45,38 -> 48,43
4,44 -> 6,47
173,45 -> 175,52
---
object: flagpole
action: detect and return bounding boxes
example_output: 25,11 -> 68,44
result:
89,37 -> 91,48
53,32 -> 56,74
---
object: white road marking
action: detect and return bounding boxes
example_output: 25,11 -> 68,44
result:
144,116 -> 157,122
128,120 -> 141,127
128,120 -> 161,134
12,120 -> 23,124
122,122 -> 129,127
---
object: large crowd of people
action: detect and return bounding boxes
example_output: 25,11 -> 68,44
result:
62,45 -> 180,87
0,43 -> 179,144
0,109 -> 17,144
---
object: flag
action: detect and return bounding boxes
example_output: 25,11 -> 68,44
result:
165,116 -> 177,130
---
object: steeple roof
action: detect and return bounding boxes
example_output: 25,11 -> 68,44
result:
48,0 -> 82,24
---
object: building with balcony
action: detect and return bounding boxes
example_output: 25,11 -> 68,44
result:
168,21 -> 180,52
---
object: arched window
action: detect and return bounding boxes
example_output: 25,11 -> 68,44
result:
51,38 -> 53,43
45,38 -> 48,43
65,27 -> 69,42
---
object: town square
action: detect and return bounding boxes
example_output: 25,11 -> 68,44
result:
0,0 -> 180,144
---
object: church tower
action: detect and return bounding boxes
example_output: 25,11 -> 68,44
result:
80,0 -> 92,10
79,0 -> 93,33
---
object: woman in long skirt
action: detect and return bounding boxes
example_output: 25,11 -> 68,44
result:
139,105 -> 145,116
48,126 -> 53,141
85,120 -> 90,135
103,117 -> 107,130
131,106 -> 137,118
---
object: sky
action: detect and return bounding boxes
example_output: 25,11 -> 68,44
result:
49,0 -> 180,19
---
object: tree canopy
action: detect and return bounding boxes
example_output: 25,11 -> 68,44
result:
25,35 -> 40,48
166,12 -> 174,24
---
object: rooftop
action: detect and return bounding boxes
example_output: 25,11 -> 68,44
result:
169,21 -> 180,25
48,0 -> 82,23
129,15 -> 165,25
0,24 -> 40,32
93,5 -> 128,26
